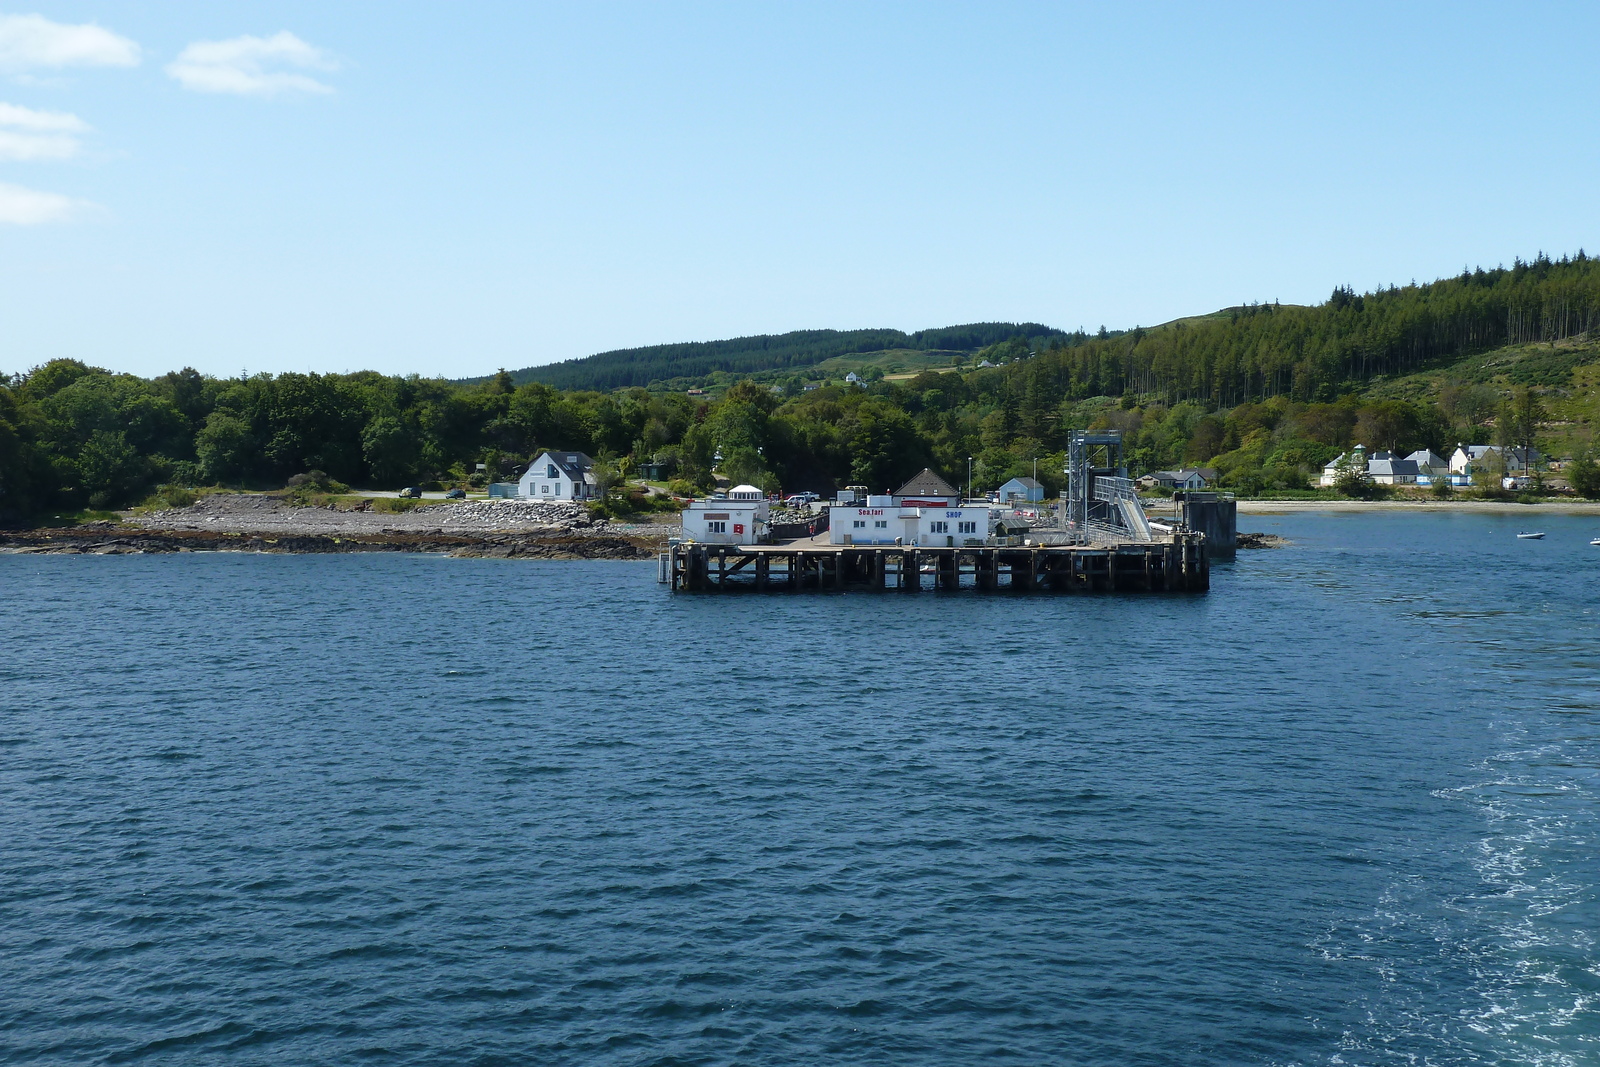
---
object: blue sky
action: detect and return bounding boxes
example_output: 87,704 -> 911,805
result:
2,2 -> 1597,379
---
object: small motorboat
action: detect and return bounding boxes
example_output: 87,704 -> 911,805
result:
1590,537 -> 1600,547
1516,532 -> 1545,540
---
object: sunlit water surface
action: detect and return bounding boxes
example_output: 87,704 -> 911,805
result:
3,511 -> 1598,1065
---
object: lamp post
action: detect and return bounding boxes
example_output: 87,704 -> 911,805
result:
967,455 -> 973,504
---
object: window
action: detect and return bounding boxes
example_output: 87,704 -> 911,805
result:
930,521 -> 948,533
958,521 -> 977,534
874,520 -> 887,528
547,465 -> 558,478
708,521 -> 726,533
853,520 -> 865,528
541,485 -> 551,494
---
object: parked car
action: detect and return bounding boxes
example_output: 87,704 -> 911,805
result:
398,486 -> 422,498
444,488 -> 466,499
784,494 -> 808,507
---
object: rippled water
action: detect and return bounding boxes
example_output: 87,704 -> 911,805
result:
3,511 -> 1598,1065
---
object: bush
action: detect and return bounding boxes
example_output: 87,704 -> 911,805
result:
146,485 -> 198,509
1568,457 -> 1600,499
372,497 -> 424,513
1430,477 -> 1453,499
285,469 -> 349,493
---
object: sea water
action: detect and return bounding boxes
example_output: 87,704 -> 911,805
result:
2,511 -> 1597,1065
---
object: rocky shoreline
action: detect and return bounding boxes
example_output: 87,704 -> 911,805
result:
1,495 -> 669,559
0,525 -> 658,559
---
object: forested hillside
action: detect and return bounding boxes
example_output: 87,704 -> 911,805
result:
491,322 -> 1076,391
4,253 -> 1600,519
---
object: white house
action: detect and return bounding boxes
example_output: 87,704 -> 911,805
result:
844,372 -> 863,385
1405,449 -> 1449,485
681,500 -> 763,545
1451,443 -> 1540,476
997,476 -> 1046,503
1366,452 -> 1420,484
1139,468 -> 1215,491
1320,446 -> 1367,487
519,451 -> 598,500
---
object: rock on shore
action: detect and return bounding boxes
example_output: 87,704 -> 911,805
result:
3,496 -> 674,559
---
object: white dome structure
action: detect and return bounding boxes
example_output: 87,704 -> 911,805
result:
728,484 -> 764,501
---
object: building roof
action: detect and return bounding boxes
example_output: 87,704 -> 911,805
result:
1406,449 -> 1447,466
1147,468 -> 1215,484
999,476 -> 1044,490
894,468 -> 959,498
1369,458 -> 1420,476
530,450 -> 594,480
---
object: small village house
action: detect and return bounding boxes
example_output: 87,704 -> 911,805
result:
1450,443 -> 1540,476
519,451 -> 598,501
1365,451 -> 1419,485
1139,468 -> 1216,492
996,476 -> 1046,503
1405,449 -> 1449,485
892,468 -> 961,507
1320,445 -> 1368,487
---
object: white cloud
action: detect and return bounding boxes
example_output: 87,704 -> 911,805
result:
0,14 -> 140,70
0,180 -> 89,224
0,101 -> 88,160
166,32 -> 336,96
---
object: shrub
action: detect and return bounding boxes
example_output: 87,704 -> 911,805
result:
372,497 -> 424,513
1568,457 -> 1600,499
1430,477 -> 1453,499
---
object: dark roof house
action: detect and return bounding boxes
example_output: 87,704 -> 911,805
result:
893,468 -> 960,503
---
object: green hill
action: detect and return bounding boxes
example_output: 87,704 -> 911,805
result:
475,322 -> 1079,392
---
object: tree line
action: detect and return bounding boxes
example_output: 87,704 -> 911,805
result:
4,255 -> 1597,518
497,322 -> 1074,391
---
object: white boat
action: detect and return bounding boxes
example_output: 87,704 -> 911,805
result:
1516,532 -> 1545,540
1591,537 -> 1600,547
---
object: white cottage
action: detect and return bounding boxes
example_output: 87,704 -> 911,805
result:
681,499 -> 763,545
1405,449 -> 1449,484
519,451 -> 598,501
1450,443 -> 1539,476
1366,452 -> 1419,484
1319,446 -> 1368,487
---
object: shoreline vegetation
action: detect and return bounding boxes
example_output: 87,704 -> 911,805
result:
3,253 -> 1599,524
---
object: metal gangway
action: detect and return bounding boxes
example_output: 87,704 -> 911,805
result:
1086,475 -> 1154,543
1057,430 -> 1158,545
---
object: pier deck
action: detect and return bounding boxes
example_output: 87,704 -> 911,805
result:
662,534 -> 1208,593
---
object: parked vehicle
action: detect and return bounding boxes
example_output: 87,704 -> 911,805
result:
445,488 -> 466,499
399,486 -> 422,498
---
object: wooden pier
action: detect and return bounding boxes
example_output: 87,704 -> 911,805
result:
663,534 -> 1208,593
